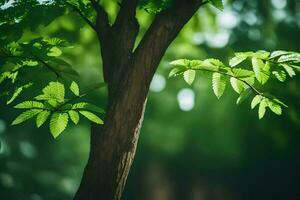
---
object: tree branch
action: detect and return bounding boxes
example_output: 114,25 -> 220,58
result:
65,2 -> 97,31
90,0 -> 111,34
105,0 -> 139,87
89,0 -> 112,83
1,54 -> 61,78
130,0 -> 208,84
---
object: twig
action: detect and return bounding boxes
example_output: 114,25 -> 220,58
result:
65,2 -> 97,31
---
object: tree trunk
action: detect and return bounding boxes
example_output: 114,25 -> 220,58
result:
74,60 -> 153,199
74,1 -> 206,199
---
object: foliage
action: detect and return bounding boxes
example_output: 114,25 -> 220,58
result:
0,37 -> 78,104
170,50 -> 300,119
139,0 -> 224,13
11,81 -> 105,138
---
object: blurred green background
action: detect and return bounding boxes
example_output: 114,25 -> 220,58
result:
1,0 -> 300,199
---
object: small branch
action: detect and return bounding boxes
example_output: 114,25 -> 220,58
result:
55,83 -> 105,110
192,68 -> 265,96
1,54 -> 60,78
131,0 -> 207,83
34,56 -> 60,78
65,2 -> 97,31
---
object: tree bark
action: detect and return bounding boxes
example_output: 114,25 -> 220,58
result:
74,0 -> 206,199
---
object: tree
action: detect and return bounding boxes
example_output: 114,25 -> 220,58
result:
0,0 -> 299,199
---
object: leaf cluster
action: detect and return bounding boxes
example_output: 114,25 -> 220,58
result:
12,81 -> 105,138
0,37 -> 78,104
170,50 -> 300,119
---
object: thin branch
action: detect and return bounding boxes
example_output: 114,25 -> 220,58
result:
1,54 -> 60,78
192,68 -> 264,96
129,0 -> 207,83
65,2 -> 97,31
34,56 -> 60,78
55,83 -> 105,111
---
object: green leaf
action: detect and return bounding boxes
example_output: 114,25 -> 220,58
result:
235,51 -> 254,58
251,95 -> 263,109
272,70 -> 286,82
79,111 -> 103,124
14,101 -> 44,109
240,76 -> 255,86
47,46 -> 62,57
22,60 -> 39,66
7,83 -> 33,104
170,59 -> 189,67
254,50 -> 270,59
50,112 -> 69,138
12,109 -> 42,125
36,110 -> 51,128
70,81 -> 80,96
270,50 -> 288,59
212,72 -> 226,99
47,99 -> 60,108
40,81 -> 65,102
169,65 -> 186,77
210,0 -> 224,11
0,72 -> 10,84
282,64 -> 296,77
230,77 -> 245,94
229,56 -> 247,67
231,68 -> 255,78
72,102 -> 105,113
258,99 -> 268,119
183,70 -> 196,85
68,110 -> 80,124
268,101 -> 282,115
251,57 -> 269,84
278,53 -> 300,63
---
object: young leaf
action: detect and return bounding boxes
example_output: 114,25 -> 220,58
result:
235,51 -> 254,58
270,50 -> 288,59
251,57 -> 269,84
251,95 -> 263,109
170,59 -> 189,67
12,109 -> 42,125
70,81 -> 80,96
47,47 -> 62,57
229,56 -> 247,67
68,110 -> 80,124
7,83 -> 33,104
230,77 -> 245,94
36,110 -> 51,128
231,68 -> 255,78
212,72 -> 226,99
14,101 -> 44,109
282,64 -> 296,77
169,65 -> 186,77
183,70 -> 196,85
258,99 -> 268,119
278,53 -> 300,63
79,111 -> 103,124
254,51 -> 270,59
41,82 -> 65,102
49,112 -> 69,138
272,70 -> 286,82
268,101 -> 282,115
